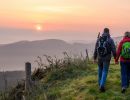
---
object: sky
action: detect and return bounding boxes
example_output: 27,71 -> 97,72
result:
0,0 -> 130,43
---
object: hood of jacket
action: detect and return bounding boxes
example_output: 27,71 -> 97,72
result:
102,32 -> 110,38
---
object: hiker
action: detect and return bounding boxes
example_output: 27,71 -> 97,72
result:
115,31 -> 130,93
94,28 -> 116,92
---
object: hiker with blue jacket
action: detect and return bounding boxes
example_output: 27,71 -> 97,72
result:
94,28 -> 116,92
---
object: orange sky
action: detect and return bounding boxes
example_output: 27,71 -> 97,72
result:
0,0 -> 130,43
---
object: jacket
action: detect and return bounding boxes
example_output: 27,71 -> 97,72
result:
116,37 -> 130,62
94,33 -> 116,61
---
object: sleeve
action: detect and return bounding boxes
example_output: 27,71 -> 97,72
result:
115,41 -> 123,61
110,39 -> 116,59
93,39 -> 98,60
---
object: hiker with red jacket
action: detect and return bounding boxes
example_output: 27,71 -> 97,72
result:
115,32 -> 130,93
94,28 -> 116,92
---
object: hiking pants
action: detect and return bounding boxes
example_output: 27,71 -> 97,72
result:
98,60 -> 110,87
120,62 -> 130,88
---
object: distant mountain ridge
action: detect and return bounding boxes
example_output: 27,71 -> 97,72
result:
0,37 -> 122,71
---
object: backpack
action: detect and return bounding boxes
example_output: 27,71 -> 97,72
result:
97,36 -> 110,57
121,42 -> 130,59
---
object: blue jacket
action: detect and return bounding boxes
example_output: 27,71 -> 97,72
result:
93,33 -> 116,61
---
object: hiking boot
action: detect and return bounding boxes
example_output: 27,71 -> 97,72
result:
99,86 -> 105,92
121,87 -> 126,93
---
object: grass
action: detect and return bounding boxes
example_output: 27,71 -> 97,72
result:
29,62 -> 130,100
1,53 -> 130,100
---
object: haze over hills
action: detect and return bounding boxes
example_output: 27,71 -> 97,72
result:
0,71 -> 25,91
0,37 -> 123,71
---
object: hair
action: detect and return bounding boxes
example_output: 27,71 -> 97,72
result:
124,31 -> 130,37
104,28 -> 109,33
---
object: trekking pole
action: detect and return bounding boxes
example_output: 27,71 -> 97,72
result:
97,32 -> 100,39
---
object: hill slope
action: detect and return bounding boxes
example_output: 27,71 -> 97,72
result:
29,63 -> 130,100
0,39 -> 90,71
1,55 -> 130,100
0,36 -> 123,71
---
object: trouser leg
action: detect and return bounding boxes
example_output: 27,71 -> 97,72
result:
120,62 -> 128,88
127,64 -> 130,87
98,65 -> 103,86
100,61 -> 110,87
98,60 -> 103,86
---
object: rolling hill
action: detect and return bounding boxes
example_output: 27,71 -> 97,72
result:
0,37 -> 123,71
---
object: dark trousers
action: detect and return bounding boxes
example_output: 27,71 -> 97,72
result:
120,62 -> 130,88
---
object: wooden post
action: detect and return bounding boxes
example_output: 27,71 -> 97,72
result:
25,62 -> 31,92
86,49 -> 89,62
2,71 -> 7,92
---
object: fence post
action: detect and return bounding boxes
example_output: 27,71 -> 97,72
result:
25,62 -> 31,92
86,49 -> 89,62
3,71 -> 7,91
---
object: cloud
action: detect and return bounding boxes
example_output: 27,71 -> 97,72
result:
34,6 -> 68,13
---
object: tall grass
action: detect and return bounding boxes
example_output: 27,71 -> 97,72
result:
29,52 -> 88,100
0,52 -> 88,100
32,52 -> 88,81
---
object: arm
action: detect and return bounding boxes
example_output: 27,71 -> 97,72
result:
116,41 -> 123,62
93,40 -> 98,60
110,39 -> 116,59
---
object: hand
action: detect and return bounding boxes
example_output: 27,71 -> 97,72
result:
93,60 -> 97,64
115,59 -> 119,64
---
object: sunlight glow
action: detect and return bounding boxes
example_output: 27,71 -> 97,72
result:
36,24 -> 42,31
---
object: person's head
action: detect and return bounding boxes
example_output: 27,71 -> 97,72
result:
102,28 -> 110,37
124,31 -> 130,37
104,28 -> 109,34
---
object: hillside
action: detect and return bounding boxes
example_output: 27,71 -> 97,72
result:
28,63 -> 130,100
1,55 -> 130,100
0,37 -> 123,71
0,39 -> 89,71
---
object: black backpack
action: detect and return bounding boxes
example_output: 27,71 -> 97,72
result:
97,36 -> 110,57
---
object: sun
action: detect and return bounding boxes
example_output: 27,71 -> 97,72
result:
35,24 -> 42,31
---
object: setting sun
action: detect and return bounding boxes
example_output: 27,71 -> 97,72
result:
36,24 -> 42,31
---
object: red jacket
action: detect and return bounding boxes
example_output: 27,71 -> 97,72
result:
116,37 -> 130,62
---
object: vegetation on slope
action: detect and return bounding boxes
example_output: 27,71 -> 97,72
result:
29,63 -> 130,100
1,53 -> 130,100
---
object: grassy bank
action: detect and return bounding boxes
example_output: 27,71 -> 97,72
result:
29,63 -> 130,100
1,54 -> 130,100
